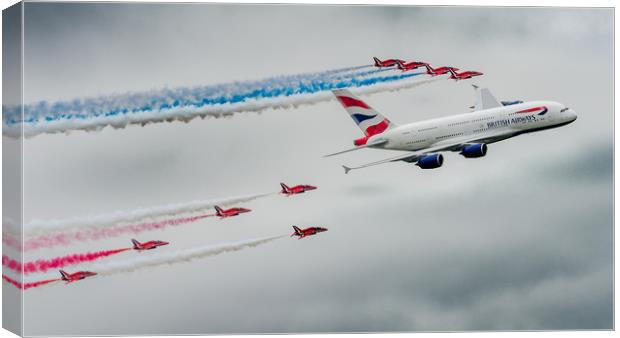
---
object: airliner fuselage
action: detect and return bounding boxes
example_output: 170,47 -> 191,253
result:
328,88 -> 578,173
366,101 -> 577,152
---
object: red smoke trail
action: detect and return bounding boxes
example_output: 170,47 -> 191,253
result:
3,248 -> 131,275
13,213 -> 213,252
2,275 -> 60,290
3,234 -> 21,251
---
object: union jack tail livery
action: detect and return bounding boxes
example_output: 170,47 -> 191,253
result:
333,89 -> 396,146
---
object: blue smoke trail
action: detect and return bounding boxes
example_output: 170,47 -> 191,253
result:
4,65 -> 373,125
3,65 -> 432,137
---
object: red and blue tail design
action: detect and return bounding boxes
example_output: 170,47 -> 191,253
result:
332,89 -> 396,137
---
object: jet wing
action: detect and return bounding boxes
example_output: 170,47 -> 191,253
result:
341,130 -> 516,174
470,85 -> 502,111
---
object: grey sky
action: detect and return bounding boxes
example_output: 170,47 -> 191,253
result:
9,3 -> 614,335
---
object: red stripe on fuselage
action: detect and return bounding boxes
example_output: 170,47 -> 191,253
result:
336,96 -> 371,109
516,106 -> 545,114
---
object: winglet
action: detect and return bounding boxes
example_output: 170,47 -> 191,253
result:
343,165 -> 352,174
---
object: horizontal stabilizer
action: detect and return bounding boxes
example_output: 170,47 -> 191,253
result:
323,139 -> 388,158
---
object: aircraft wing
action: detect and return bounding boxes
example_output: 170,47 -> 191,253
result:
470,85 -> 502,111
341,130 -> 516,174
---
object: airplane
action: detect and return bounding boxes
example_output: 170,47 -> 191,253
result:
423,64 -> 459,76
291,225 -> 328,239
280,182 -> 317,195
214,205 -> 251,218
325,87 -> 577,173
59,269 -> 97,284
447,68 -> 484,81
396,60 -> 427,72
373,57 -> 405,68
131,238 -> 169,251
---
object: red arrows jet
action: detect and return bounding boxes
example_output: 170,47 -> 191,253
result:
59,270 -> 97,283
447,68 -> 483,80
373,57 -> 405,68
280,182 -> 317,195
291,225 -> 328,239
424,64 -> 459,76
396,60 -> 427,72
214,205 -> 251,218
131,239 -> 169,251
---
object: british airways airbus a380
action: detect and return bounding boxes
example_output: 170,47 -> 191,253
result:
326,87 -> 577,173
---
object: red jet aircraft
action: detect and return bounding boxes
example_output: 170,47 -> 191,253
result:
424,64 -> 459,76
280,182 -> 317,195
59,269 -> 97,283
214,205 -> 251,218
132,239 -> 169,251
373,57 -> 405,68
447,68 -> 483,80
396,60 -> 427,72
291,225 -> 328,239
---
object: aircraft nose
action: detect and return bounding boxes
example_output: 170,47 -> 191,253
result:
568,109 -> 578,122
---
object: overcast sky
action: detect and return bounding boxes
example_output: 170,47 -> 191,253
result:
6,3 -> 614,334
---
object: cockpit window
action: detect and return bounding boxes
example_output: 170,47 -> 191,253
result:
560,107 -> 570,112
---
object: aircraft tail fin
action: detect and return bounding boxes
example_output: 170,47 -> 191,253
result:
292,226 -> 303,236
447,67 -> 459,79
59,270 -> 69,280
424,63 -> 434,74
131,239 -> 141,249
332,89 -> 396,137
373,57 -> 381,67
280,183 -> 290,193
214,205 -> 224,216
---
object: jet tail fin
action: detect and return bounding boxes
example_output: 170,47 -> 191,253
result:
331,89 -> 396,137
424,63 -> 434,74
131,239 -> 141,249
280,183 -> 290,193
59,270 -> 69,279
214,205 -> 224,216
447,67 -> 458,79
292,226 -> 303,236
373,57 -> 381,67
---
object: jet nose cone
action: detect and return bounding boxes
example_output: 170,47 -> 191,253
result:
568,109 -> 578,122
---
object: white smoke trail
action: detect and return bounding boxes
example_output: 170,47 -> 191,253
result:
21,192 -> 273,237
5,74 -> 442,138
91,235 -> 283,276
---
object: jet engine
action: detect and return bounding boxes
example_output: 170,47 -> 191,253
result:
460,143 -> 488,158
416,154 -> 444,169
